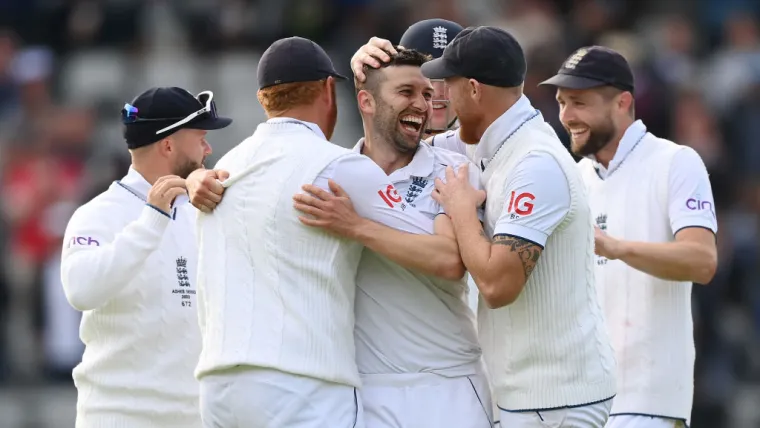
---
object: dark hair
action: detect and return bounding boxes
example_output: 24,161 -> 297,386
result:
355,47 -> 431,94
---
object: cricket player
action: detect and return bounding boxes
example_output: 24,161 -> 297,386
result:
539,46 -> 718,428
193,37 -> 431,428
349,19 -> 482,314
293,48 -> 492,427
422,26 -> 617,427
60,87 -> 231,428
189,46 -> 492,428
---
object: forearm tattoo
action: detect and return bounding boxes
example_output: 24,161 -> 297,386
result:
493,235 -> 542,279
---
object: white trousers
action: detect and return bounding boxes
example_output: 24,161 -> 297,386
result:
498,399 -> 612,428
361,370 -> 493,428
605,415 -> 686,428
200,366 -> 363,428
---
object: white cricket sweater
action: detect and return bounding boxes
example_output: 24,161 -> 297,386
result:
578,130 -> 700,423
60,167 -> 202,428
194,122 -> 365,387
479,115 -> 617,411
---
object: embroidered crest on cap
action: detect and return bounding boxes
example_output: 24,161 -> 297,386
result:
433,26 -> 448,50
564,48 -> 589,69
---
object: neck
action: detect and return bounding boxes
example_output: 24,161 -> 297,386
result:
361,124 -> 414,175
271,106 -> 328,139
593,117 -> 635,168
473,93 -> 521,142
130,153 -> 171,185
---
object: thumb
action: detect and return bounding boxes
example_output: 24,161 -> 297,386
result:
328,179 -> 348,197
215,169 -> 230,181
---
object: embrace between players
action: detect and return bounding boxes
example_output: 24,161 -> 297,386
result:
62,17 -> 718,428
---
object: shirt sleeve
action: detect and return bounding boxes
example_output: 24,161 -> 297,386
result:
493,152 -> 571,247
314,154 -> 429,234
60,204 -> 170,311
437,159 -> 485,221
429,129 -> 467,155
668,147 -> 718,235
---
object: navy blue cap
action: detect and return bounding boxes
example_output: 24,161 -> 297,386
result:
420,26 -> 526,87
399,19 -> 464,59
123,87 -> 232,149
539,46 -> 634,93
257,37 -> 347,90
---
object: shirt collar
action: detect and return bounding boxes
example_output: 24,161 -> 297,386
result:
473,95 -> 540,169
590,119 -> 647,179
353,138 -> 434,182
118,166 -> 189,207
266,117 -> 326,140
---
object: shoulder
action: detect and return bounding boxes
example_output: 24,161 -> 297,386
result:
429,143 -> 472,166
67,187 -> 132,230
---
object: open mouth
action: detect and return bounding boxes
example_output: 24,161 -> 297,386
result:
433,102 -> 446,110
399,114 -> 425,135
569,128 -> 589,139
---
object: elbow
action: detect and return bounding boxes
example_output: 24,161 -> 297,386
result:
693,252 -> 718,285
63,287 -> 98,311
480,280 -> 520,309
436,258 -> 467,281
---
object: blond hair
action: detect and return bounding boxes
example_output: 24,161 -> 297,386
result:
257,80 -> 325,116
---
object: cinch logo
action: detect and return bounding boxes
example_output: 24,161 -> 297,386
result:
68,236 -> 100,247
686,198 -> 712,211
507,191 -> 535,216
378,184 -> 402,208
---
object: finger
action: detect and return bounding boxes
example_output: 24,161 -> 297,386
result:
298,216 -> 328,228
352,58 -> 367,82
215,169 -> 230,181
431,190 -> 441,203
293,202 -> 324,218
292,193 -> 328,209
327,180 -> 348,197
301,184 -> 335,201
445,166 -> 455,181
365,45 -> 392,63
199,189 -> 223,204
159,176 -> 187,191
193,194 -> 220,208
360,52 -> 382,69
203,176 -> 225,195
165,187 -> 187,202
369,37 -> 396,55
434,177 -> 445,191
457,163 -> 469,178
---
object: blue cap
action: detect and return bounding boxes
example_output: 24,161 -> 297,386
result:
257,37 -> 347,90
400,19 -> 464,59
539,46 -> 635,93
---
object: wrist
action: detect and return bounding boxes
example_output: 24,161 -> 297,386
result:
612,239 -> 631,260
348,217 -> 374,241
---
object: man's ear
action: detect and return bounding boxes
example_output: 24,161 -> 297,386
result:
357,89 -> 375,115
468,79 -> 481,102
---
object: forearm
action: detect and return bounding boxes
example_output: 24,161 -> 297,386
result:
353,218 -> 465,280
448,209 -> 493,285
61,206 -> 169,311
617,240 -> 717,284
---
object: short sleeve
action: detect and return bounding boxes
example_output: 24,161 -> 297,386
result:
314,154 -> 429,235
667,147 -> 718,235
493,152 -> 571,247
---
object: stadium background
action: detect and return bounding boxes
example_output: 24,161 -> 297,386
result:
0,0 -> 759,426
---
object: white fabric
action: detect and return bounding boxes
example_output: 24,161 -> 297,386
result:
350,139 -> 483,377
493,151 -> 571,246
61,167 -> 202,428
361,369 -> 493,428
498,399 -> 612,428
578,121 -> 716,424
605,415 -> 685,428
195,119 -> 428,389
200,367 -> 364,428
478,100 -> 616,411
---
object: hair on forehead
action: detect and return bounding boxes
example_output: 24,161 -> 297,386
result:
355,47 -> 431,95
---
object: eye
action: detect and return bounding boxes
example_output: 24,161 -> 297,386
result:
423,92 -> 433,100
400,89 -> 412,96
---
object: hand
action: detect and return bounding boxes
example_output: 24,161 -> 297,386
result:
147,175 -> 187,214
594,226 -> 624,260
292,180 -> 363,239
187,168 -> 229,213
432,164 -> 486,216
351,37 -> 399,82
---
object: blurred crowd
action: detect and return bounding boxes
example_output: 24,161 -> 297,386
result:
0,0 -> 758,427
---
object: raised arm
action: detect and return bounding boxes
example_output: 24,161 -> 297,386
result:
594,147 -> 718,284
61,176 -> 185,311
434,154 -> 569,309
293,154 -> 468,280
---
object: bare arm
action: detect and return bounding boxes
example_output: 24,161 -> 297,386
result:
597,227 -> 717,284
353,213 -> 465,280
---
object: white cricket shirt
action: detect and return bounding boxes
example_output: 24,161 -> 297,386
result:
351,139 -> 483,377
195,119 -> 429,388
579,120 -> 717,424
61,167 -> 202,428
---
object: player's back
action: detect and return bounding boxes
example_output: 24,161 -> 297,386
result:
194,122 -> 364,388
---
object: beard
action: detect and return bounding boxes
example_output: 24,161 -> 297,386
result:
174,155 -> 205,179
372,99 -> 423,154
567,116 -> 616,157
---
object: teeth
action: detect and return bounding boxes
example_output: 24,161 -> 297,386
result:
400,115 -> 423,124
432,103 -> 445,109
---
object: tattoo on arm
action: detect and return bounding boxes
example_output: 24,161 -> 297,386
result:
493,235 -> 542,279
